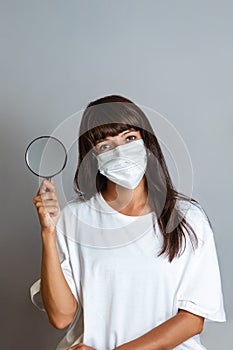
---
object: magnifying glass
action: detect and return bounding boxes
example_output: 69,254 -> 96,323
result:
25,136 -> 67,190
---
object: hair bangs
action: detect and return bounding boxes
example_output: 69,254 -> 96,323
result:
88,123 -> 140,144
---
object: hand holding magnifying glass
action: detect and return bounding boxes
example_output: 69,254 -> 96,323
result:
25,136 -> 67,231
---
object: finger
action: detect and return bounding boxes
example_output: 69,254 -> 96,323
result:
37,205 -> 60,216
38,206 -> 59,217
33,195 -> 58,207
35,202 -> 59,211
38,206 -> 50,217
39,192 -> 57,201
34,193 -> 57,206
33,196 -> 58,208
38,179 -> 55,195
33,196 -> 43,206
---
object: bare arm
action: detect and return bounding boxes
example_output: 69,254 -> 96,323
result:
40,229 -> 78,329
115,309 -> 204,350
33,179 -> 78,330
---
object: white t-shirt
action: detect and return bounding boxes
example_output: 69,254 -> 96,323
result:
30,192 -> 226,350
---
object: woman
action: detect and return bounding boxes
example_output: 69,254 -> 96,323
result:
31,95 -> 226,350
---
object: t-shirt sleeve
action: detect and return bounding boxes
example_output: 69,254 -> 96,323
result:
30,208 -> 79,311
177,204 -> 226,322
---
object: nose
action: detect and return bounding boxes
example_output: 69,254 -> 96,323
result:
102,138 -> 123,156
111,138 -> 125,155
113,141 -> 133,158
112,138 -> 124,147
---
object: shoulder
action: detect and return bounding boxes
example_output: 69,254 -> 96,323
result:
176,198 -> 214,242
56,196 -> 87,231
60,196 -> 85,214
60,193 -> 98,217
58,193 -> 102,227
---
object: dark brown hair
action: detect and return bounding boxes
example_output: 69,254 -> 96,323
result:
74,95 -> 211,262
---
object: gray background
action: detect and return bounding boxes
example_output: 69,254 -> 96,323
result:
0,1 -> 232,349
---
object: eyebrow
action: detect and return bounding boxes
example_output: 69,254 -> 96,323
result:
95,129 -> 136,144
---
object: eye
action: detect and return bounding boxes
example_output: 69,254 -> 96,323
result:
100,144 -> 110,150
126,135 -> 137,142
96,142 -> 112,153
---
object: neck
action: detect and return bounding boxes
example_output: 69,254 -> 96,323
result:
101,177 -> 150,215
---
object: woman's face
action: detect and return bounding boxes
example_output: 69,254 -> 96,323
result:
94,128 -> 142,155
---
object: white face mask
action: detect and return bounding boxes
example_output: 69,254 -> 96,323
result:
95,139 -> 147,189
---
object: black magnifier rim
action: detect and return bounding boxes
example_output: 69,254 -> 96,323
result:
25,135 -> 68,179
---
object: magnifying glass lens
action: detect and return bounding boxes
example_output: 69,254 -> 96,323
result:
25,136 -> 67,179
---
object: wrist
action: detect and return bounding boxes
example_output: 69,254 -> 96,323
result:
41,227 -> 57,243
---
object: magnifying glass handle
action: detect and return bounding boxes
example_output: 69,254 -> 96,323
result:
45,177 -> 51,192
